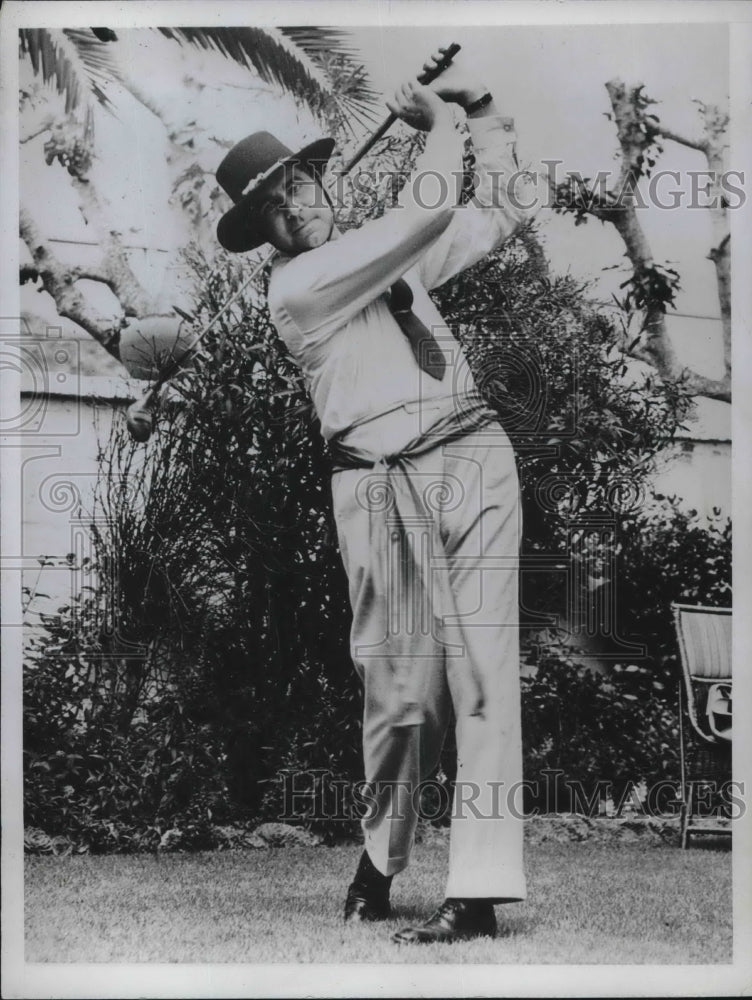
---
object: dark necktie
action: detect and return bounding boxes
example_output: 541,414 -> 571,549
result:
387,277 -> 446,381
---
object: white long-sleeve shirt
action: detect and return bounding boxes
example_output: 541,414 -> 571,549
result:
268,114 -> 537,459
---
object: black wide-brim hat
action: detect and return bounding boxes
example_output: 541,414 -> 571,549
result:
216,132 -> 336,253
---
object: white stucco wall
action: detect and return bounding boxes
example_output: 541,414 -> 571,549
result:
16,375 -> 147,636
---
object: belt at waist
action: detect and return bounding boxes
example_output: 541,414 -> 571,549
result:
329,394 -> 498,471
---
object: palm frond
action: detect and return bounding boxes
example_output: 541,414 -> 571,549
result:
278,26 -> 382,126
19,28 -> 121,113
21,26 -> 381,136
159,26 -> 380,133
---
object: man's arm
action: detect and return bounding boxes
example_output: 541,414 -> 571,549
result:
414,85 -> 538,292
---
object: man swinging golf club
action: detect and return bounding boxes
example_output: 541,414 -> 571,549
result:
215,48 -> 536,944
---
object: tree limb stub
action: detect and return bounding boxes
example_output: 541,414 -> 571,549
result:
656,125 -> 708,155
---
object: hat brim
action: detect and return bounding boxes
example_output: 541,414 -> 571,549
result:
217,137 -> 336,254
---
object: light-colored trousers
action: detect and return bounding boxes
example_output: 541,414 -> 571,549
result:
331,424 -> 526,901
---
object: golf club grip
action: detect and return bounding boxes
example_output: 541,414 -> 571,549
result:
338,42 -> 461,175
416,43 -> 461,85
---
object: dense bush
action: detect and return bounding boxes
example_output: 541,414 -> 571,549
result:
24,594 -> 235,852
612,495 -> 731,685
520,652 -> 680,814
516,494 -> 730,813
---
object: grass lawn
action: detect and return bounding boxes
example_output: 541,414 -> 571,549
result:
24,840 -> 731,964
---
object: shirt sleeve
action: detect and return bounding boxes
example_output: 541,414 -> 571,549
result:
414,115 -> 539,291
268,122 -> 464,341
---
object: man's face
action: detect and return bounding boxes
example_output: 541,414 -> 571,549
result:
255,164 -> 334,255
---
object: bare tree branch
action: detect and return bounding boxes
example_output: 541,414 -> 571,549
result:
20,117 -> 56,145
679,372 -> 732,401
70,263 -> 112,284
603,81 -> 682,379
20,208 -> 120,354
40,122 -> 154,317
601,79 -> 730,401
547,80 -> 732,403
656,126 -> 707,154
66,182 -> 152,317
658,101 -> 730,387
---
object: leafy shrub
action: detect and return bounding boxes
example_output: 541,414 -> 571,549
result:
24,603 -> 234,852
520,650 -> 680,814
516,494 -> 730,814
613,495 -> 731,689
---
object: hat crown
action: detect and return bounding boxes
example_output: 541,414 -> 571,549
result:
216,132 -> 294,204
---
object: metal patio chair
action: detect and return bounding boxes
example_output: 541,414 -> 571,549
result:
672,603 -> 732,848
